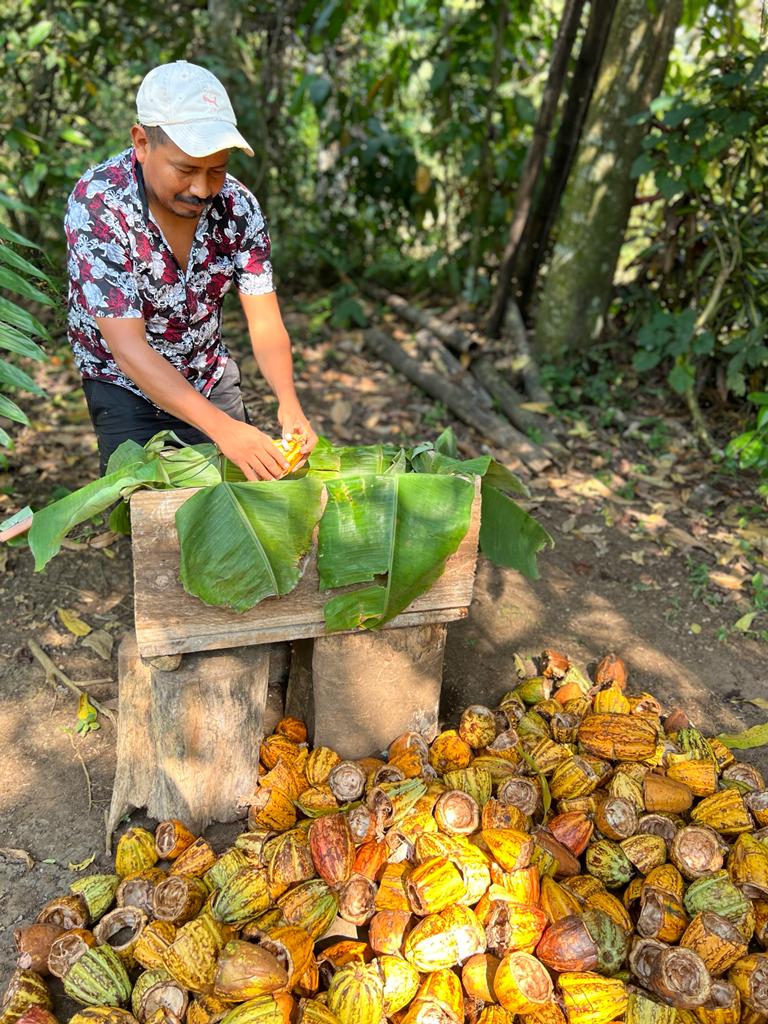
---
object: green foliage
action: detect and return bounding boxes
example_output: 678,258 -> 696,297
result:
0,1 -> 203,241
726,392 -> 768,497
626,47 -> 768,399
0,195 -> 52,449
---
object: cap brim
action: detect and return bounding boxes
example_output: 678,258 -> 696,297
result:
163,120 -> 254,158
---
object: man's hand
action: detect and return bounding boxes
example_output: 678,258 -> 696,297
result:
212,420 -> 290,481
277,398 -> 318,454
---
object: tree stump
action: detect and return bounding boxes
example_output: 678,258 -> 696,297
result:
106,634 -> 270,838
286,624 -> 446,758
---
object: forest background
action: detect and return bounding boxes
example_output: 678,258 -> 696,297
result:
3,3 -> 768,977
2,0 -> 766,459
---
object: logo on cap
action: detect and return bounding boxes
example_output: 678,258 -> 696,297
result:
202,92 -> 219,108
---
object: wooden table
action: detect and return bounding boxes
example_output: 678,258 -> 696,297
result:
107,480 -> 481,836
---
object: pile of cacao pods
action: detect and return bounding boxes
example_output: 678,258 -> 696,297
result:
4,651 -> 768,1024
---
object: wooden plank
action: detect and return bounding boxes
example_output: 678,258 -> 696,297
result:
132,479 -> 480,658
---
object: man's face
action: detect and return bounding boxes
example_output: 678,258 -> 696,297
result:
131,125 -> 229,221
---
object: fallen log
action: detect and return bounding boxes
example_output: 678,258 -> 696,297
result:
471,355 -> 562,449
412,328 -> 493,411
362,281 -> 480,353
362,282 -> 555,428
502,300 -> 553,407
363,328 -> 551,472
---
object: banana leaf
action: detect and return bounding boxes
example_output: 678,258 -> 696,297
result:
478,481 -> 553,578
29,444 -> 167,570
176,476 -> 324,612
319,473 -> 475,631
308,436 -> 403,476
412,448 -> 529,497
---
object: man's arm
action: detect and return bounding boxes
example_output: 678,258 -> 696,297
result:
94,316 -> 289,480
239,292 -> 317,454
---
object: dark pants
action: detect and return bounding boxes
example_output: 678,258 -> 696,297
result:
83,358 -> 249,474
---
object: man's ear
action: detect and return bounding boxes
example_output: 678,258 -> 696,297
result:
131,124 -> 149,162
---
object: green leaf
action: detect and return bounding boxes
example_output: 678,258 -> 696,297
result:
478,483 -> 554,579
633,349 -> 662,371
484,461 -> 530,498
107,501 -> 131,536
0,358 -> 45,396
27,20 -> 54,47
0,393 -> 29,425
0,325 -> 46,361
307,442 -> 402,477
176,477 -> 324,612
668,361 -> 694,395
59,127 -> 90,147
0,296 -> 50,340
159,444 -> 222,488
0,244 -> 49,281
0,266 -> 53,306
319,474 -> 474,631
715,723 -> 768,750
733,611 -> 757,633
434,427 -> 458,457
0,223 -> 41,249
29,450 -> 166,570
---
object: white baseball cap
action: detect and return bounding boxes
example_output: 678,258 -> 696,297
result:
136,60 -> 254,158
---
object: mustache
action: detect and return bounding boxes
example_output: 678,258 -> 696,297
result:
175,195 -> 211,206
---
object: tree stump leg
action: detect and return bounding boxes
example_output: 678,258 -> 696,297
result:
308,624 -> 446,758
107,633 -> 270,838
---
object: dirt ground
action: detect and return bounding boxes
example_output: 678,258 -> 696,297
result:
1,300 -> 767,991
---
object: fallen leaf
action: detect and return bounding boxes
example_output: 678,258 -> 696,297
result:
661,527 -> 712,553
689,623 -> 701,635
572,478 -> 613,499
89,531 -> 117,549
76,692 -> 100,735
560,515 -> 578,534
82,629 -> 113,661
57,608 -> 91,637
708,571 -> 744,591
518,402 -> 551,414
0,846 -> 34,869
68,853 -> 96,872
330,399 -> 353,426
716,722 -> 768,749
734,612 -> 757,633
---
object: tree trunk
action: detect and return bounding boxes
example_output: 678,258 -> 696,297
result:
533,0 -> 682,359
514,0 -> 618,314
485,0 -> 587,336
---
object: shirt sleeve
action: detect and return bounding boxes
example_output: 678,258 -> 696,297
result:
233,189 -> 275,296
64,184 -> 143,319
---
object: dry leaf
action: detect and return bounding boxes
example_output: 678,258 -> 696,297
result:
89,531 -> 117,549
82,629 -> 113,661
708,571 -> 744,591
0,846 -> 34,869
57,608 -> 92,637
560,515 -> 578,534
68,853 -> 96,872
330,399 -> 353,426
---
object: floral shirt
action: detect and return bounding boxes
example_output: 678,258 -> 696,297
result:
64,147 -> 274,399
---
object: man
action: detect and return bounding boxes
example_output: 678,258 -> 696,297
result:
65,59 -> 317,479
